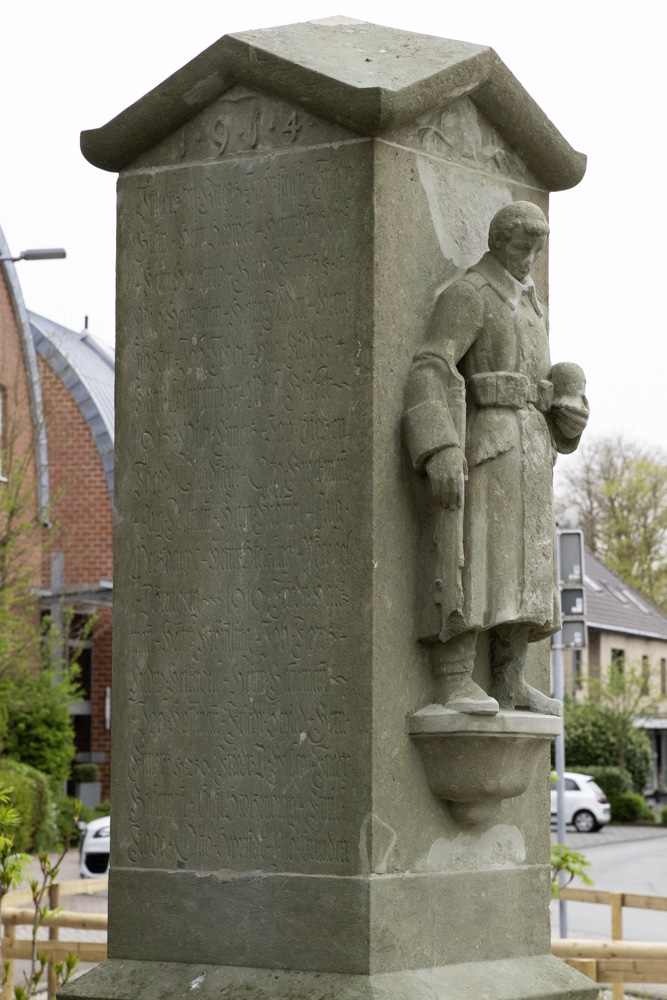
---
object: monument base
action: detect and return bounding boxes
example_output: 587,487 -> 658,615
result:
60,955 -> 597,1000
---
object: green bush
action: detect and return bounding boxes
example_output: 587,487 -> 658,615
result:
610,791 -> 656,824
0,758 -> 58,852
568,765 -> 632,801
661,806 -> 667,826
72,763 -> 100,783
2,667 -> 79,781
55,796 -> 84,847
56,796 -> 111,847
563,698 -> 652,793
93,799 -> 110,818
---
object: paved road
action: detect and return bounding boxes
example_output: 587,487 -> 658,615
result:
552,826 -> 667,997
552,822 -> 667,852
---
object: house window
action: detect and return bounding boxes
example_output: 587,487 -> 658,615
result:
642,655 -> 650,696
661,659 -> 666,697
611,648 -> 625,680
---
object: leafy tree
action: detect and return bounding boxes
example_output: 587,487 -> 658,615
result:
564,673 -> 654,793
2,658 -> 80,781
556,434 -> 667,611
589,663 -> 658,776
600,460 -> 667,611
0,347 -> 88,779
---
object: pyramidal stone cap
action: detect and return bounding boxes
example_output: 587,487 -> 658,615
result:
81,16 -> 586,191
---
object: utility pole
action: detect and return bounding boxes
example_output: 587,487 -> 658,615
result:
552,527 -> 586,938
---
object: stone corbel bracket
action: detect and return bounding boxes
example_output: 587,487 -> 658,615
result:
408,708 -> 562,825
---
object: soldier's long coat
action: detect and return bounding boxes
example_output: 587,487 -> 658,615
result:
404,252 -> 583,645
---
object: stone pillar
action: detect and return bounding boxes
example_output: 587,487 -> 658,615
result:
64,18 -> 597,1000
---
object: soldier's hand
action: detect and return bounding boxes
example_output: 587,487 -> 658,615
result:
552,402 -> 589,439
426,447 -> 466,509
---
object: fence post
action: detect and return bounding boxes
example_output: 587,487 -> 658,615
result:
610,892 -> 623,1000
48,882 -> 60,1000
570,958 -> 597,981
2,923 -> 16,1000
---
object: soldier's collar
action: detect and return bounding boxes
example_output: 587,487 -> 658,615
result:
469,252 -> 543,317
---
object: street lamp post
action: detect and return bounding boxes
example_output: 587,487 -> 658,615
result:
0,248 -> 66,263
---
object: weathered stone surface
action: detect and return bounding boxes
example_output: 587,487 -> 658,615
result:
114,136 -> 374,879
81,18 -> 586,190
128,83 -> 356,170
106,865 -> 549,972
65,17 -> 597,1000
61,955 -> 598,1000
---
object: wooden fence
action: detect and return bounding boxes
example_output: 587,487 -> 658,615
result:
553,886 -> 667,998
1,877 -> 108,1000
4,877 -> 667,999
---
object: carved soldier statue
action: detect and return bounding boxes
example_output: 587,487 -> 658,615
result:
404,202 -> 588,716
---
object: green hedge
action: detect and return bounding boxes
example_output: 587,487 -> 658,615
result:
0,758 -> 58,852
610,791 -> 656,824
565,765 -> 656,823
567,765 -> 632,800
56,796 -> 111,847
72,763 -> 99,783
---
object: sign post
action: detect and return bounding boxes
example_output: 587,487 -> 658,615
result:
552,528 -> 586,938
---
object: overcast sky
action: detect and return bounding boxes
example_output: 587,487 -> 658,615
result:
2,1 -> 665,460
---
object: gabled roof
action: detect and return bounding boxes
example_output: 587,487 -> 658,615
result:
29,313 -> 115,503
584,548 -> 667,642
81,16 -> 586,192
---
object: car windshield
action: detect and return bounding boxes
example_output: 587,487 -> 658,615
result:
586,779 -> 607,802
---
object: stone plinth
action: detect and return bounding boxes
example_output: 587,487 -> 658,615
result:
63,17 -> 597,1000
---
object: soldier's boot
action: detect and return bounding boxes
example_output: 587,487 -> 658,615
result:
489,625 -> 562,717
430,633 -> 499,715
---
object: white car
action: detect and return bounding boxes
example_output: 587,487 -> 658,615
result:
550,771 -> 611,833
79,815 -> 110,877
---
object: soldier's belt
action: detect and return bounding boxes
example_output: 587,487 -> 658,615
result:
467,372 -> 553,412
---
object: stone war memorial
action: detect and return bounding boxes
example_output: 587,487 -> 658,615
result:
63,17 -> 597,1000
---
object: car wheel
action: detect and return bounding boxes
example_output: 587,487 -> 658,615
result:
573,810 -> 600,833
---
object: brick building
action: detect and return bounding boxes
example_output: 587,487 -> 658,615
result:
0,225 -> 114,799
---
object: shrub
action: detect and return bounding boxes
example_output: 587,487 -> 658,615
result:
624,735 -> 654,794
56,796 -> 111,847
567,765 -> 632,801
563,698 -> 652,793
3,677 -> 78,782
0,758 -> 58,852
72,763 -> 100,783
610,791 -> 656,824
661,805 -> 667,826
56,796 -> 84,847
